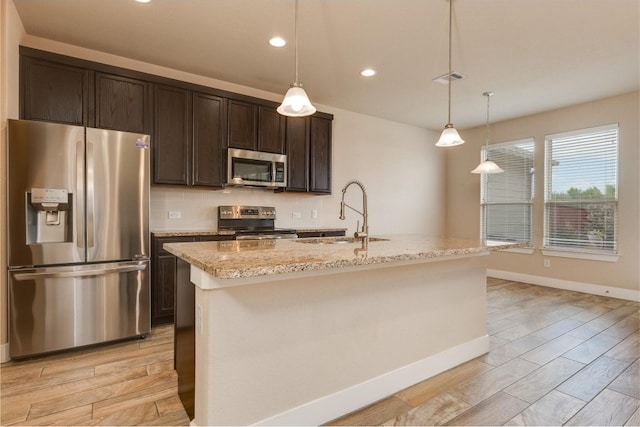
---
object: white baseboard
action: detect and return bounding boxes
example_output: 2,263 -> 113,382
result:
250,335 -> 489,426
488,269 -> 640,302
1,342 -> 10,363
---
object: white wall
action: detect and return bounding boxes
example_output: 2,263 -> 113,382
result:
446,92 -> 640,293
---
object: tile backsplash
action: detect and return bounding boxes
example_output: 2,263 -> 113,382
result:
150,187 -> 326,231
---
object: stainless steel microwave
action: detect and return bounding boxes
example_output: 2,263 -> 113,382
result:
227,148 -> 287,188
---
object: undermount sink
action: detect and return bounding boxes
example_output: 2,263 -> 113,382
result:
295,237 -> 389,245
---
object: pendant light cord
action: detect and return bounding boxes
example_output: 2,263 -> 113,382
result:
485,93 -> 491,148
447,0 -> 453,124
294,0 -> 299,84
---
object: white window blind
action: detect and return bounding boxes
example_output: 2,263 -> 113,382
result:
480,138 -> 535,244
544,124 -> 618,253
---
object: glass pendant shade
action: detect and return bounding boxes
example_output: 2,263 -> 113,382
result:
471,91 -> 504,174
471,160 -> 503,174
277,83 -> 316,117
436,125 -> 465,147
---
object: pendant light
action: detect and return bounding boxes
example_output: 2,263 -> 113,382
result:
436,0 -> 464,147
471,91 -> 504,174
277,0 -> 316,117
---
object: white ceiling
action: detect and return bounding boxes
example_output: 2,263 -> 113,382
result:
13,0 -> 640,130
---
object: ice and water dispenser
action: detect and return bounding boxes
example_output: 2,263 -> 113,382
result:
26,188 -> 72,244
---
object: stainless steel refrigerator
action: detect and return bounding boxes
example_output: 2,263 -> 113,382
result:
7,119 -> 151,359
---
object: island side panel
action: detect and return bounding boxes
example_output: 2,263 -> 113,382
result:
194,255 -> 488,426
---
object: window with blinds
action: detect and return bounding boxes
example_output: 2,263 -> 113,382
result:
544,124 -> 618,253
480,138 -> 535,244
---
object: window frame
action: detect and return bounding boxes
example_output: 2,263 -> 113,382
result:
479,137 -> 535,247
543,123 -> 619,256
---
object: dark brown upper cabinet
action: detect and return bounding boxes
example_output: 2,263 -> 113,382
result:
284,116 -> 310,192
153,84 -> 192,186
19,47 -> 332,191
227,102 -> 285,154
309,116 -> 332,194
20,55 -> 91,126
227,99 -> 257,150
257,105 -> 285,154
192,92 -> 227,187
95,72 -> 151,134
283,115 -> 332,194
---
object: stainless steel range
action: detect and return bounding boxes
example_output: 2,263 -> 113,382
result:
218,206 -> 298,240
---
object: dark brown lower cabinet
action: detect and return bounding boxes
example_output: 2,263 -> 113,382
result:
175,257 -> 195,420
151,234 -> 234,327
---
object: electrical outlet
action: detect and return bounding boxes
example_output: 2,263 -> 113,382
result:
168,211 -> 182,219
292,211 -> 302,219
311,209 -> 318,219
544,259 -> 551,268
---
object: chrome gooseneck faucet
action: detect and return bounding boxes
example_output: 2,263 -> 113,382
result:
339,180 -> 369,250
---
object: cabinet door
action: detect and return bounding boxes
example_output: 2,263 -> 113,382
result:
257,105 -> 285,154
95,72 -> 151,134
21,56 -> 90,126
309,116 -> 332,194
284,117 -> 309,192
192,92 -> 227,187
153,84 -> 192,185
151,236 -> 196,327
227,99 -> 257,150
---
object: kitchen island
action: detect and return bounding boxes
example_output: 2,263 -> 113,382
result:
164,235 -> 517,426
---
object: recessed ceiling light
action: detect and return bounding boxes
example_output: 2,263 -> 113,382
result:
360,68 -> 376,77
269,37 -> 287,48
135,0 -> 151,3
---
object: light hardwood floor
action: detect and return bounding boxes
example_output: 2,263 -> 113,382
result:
1,278 -> 638,426
328,278 -> 640,426
0,325 -> 190,426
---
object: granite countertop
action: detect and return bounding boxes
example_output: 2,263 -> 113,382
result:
151,229 -> 235,237
163,235 -> 522,280
151,228 -> 347,238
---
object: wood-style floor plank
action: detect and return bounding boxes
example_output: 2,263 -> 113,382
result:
608,359 -> 640,399
327,396 -> 412,426
445,358 -> 538,406
566,388 -> 639,426
503,356 -> 584,403
393,359 -> 493,407
557,355 -> 630,401
506,390 -> 585,426
445,391 -> 529,426
383,392 -> 470,426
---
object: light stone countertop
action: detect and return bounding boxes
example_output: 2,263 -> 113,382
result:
151,230 -> 235,237
163,235 -> 522,280
151,228 -> 347,238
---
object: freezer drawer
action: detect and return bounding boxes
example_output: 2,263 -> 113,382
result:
8,261 -> 150,359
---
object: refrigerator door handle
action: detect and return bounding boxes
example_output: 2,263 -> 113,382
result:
13,263 -> 146,281
76,139 -> 85,252
86,140 -> 95,250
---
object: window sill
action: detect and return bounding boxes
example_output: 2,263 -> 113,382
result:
541,249 -> 619,262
